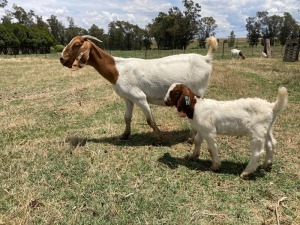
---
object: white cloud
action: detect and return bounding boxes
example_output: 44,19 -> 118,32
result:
0,0 -> 299,37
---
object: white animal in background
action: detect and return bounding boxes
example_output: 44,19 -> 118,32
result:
262,52 -> 268,58
60,35 -> 218,144
164,83 -> 288,178
231,49 -> 246,59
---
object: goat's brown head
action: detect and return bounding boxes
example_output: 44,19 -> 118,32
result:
60,35 -> 102,71
164,83 -> 198,119
239,51 -> 246,60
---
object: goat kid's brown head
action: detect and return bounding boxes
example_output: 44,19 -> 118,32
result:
60,35 -> 102,71
164,83 -> 196,119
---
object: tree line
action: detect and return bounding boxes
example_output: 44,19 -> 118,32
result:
0,0 -> 299,55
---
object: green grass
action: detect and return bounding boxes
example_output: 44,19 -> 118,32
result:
0,55 -> 299,224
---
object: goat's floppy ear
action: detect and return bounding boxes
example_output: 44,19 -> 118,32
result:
176,94 -> 189,113
72,41 -> 92,71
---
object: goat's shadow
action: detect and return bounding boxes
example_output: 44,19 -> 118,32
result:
65,130 -> 266,179
157,152 -> 266,179
83,129 -> 190,147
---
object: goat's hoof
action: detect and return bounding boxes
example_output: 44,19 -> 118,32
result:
185,154 -> 199,160
119,134 -> 130,141
240,172 -> 250,180
186,138 -> 194,145
210,164 -> 221,172
263,163 -> 273,172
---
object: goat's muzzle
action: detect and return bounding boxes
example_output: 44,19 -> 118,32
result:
60,57 -> 72,68
165,98 -> 172,107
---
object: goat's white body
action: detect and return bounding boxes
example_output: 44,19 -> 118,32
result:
185,87 -> 287,178
113,54 -> 212,106
191,98 -> 274,137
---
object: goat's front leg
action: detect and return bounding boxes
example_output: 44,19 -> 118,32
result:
120,99 -> 134,140
187,128 -> 197,144
187,132 -> 203,159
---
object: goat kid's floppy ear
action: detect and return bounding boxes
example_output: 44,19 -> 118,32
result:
72,41 -> 92,71
176,95 -> 190,116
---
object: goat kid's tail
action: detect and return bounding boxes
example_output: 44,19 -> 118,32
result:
206,36 -> 218,56
273,87 -> 288,113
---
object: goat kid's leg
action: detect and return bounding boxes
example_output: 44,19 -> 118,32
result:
120,99 -> 134,140
240,137 -> 264,178
187,128 -> 197,144
187,132 -> 203,159
206,135 -> 221,171
263,131 -> 277,170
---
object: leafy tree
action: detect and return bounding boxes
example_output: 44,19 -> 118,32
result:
228,31 -> 235,47
0,0 -> 7,8
47,15 -> 65,45
279,12 -> 299,45
149,0 -> 201,49
6,4 -> 36,26
246,16 -> 262,46
108,21 -> 146,50
0,23 -> 19,54
64,17 -> 87,43
198,16 -> 217,48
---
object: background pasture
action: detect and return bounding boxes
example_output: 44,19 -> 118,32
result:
0,49 -> 299,224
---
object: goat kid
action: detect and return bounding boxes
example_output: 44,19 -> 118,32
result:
60,35 -> 218,144
164,83 -> 288,178
231,49 -> 245,60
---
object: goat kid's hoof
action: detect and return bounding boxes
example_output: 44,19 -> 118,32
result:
185,154 -> 199,161
186,138 -> 194,145
210,164 -> 221,172
263,163 -> 273,172
240,172 -> 250,180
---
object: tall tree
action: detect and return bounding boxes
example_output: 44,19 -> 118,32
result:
228,31 -> 235,47
0,0 -> 7,8
149,0 -> 201,49
279,12 -> 299,45
47,15 -> 65,45
6,4 -> 36,26
198,16 -> 217,48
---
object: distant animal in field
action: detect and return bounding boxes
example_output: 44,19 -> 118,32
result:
164,83 -> 288,178
262,52 -> 268,58
60,35 -> 218,144
231,49 -> 245,60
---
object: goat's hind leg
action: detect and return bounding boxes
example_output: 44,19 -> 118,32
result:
263,131 -> 277,170
206,135 -> 221,171
120,99 -> 134,140
240,137 -> 264,178
135,96 -> 162,144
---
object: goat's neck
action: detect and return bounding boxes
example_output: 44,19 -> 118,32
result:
87,46 -> 119,84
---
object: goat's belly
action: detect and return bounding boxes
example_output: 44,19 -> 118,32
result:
147,98 -> 166,106
216,123 -> 248,136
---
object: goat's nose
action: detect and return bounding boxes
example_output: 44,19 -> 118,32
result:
59,57 -> 64,62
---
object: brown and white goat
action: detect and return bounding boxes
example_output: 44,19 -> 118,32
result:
164,83 -> 288,178
60,35 -> 218,143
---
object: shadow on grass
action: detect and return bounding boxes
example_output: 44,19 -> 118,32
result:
157,152 -> 267,179
84,129 -> 190,147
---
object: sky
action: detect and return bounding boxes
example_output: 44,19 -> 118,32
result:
0,0 -> 299,38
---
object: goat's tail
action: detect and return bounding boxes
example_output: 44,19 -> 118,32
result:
206,36 -> 218,56
273,87 -> 288,113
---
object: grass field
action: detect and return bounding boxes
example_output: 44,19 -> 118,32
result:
0,53 -> 299,224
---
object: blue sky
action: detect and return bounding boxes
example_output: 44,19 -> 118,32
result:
1,0 -> 299,37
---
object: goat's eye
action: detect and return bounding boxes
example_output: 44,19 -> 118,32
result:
72,43 -> 80,49
171,91 -> 180,97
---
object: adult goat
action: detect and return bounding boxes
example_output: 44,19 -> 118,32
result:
60,35 -> 218,143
